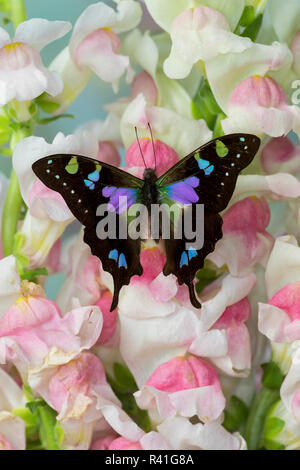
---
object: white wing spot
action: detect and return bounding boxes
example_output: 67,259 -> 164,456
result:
46,169 -> 50,173
225,172 -> 229,176
71,190 -> 75,194
55,175 -> 60,179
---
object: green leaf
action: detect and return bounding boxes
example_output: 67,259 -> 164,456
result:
38,404 -> 61,450
261,362 -> 285,390
21,267 -> 48,282
113,362 -> 138,392
36,95 -> 61,114
223,395 -> 249,432
23,384 -> 35,402
107,366 -> 152,433
13,407 -> 39,438
191,79 -> 222,130
26,399 -> 45,415
264,438 -> 285,451
264,417 -> 285,439
26,440 -> 44,450
2,16 -> 11,24
15,253 -> 29,270
37,114 -> 74,125
239,6 -> 255,27
195,261 -> 224,294
0,147 -> 12,156
213,113 -> 226,139
241,13 -> 263,41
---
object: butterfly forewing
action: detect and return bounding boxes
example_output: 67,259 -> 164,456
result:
32,154 -> 144,310
157,134 -> 260,212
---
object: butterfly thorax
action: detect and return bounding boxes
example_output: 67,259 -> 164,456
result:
141,168 -> 159,208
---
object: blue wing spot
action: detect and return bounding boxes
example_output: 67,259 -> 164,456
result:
118,253 -> 128,269
197,158 -> 210,170
46,169 -> 50,173
88,170 -> 100,182
204,164 -> 214,175
188,248 -> 197,260
55,175 -> 60,179
240,137 -> 245,142
84,179 -> 95,190
47,160 -> 53,164
179,251 -> 188,268
109,249 -> 118,261
236,154 -> 241,158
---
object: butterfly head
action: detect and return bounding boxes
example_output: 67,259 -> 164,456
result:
143,167 -> 157,182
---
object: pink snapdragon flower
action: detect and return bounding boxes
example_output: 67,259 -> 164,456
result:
221,76 -> 300,137
259,282 -> 300,343
211,298 -> 252,376
95,291 -> 118,345
135,356 -> 225,422
0,19 -> 71,105
0,368 -> 26,450
261,137 -> 300,175
163,6 -> 251,79
45,352 -> 143,449
109,437 -> 143,450
56,232 -> 101,312
119,246 -> 256,386
120,93 -> 212,156
0,295 -> 102,383
124,137 -> 179,178
209,196 -> 273,276
69,1 -> 142,89
258,235 -> 300,343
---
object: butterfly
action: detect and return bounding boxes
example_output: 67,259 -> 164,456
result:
32,132 -> 260,311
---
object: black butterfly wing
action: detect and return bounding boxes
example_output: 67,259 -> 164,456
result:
157,133 -> 261,212
32,154 -> 144,310
156,134 -> 260,308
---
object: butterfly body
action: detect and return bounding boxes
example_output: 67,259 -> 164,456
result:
32,133 -> 260,311
140,168 -> 160,210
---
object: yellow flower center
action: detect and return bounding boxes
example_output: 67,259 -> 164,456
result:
4,42 -> 22,52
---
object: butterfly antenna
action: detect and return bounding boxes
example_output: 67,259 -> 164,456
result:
134,126 -> 147,168
148,122 -> 157,171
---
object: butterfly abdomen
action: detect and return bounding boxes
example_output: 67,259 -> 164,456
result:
141,168 -> 160,209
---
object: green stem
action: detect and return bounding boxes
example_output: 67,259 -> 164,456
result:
11,0 -> 27,29
244,387 -> 280,450
1,127 -> 31,257
38,406 -> 60,450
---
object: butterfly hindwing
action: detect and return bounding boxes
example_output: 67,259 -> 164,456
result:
32,154 -> 144,310
157,134 -> 260,307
